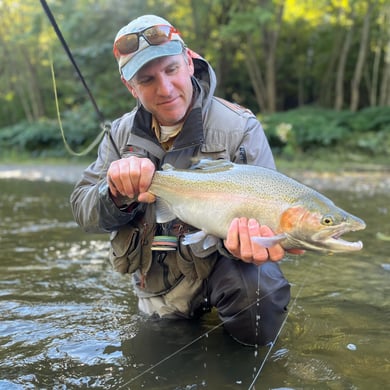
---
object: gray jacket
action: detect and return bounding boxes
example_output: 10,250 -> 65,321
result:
70,53 -> 275,296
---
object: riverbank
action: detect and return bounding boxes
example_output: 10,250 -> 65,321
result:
0,163 -> 86,184
0,161 -> 389,195
283,168 -> 390,195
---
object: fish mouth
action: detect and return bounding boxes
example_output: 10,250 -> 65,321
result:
311,221 -> 366,253
324,235 -> 363,252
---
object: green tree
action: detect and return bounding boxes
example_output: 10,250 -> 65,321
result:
0,1 -> 48,123
0,0 -> 389,132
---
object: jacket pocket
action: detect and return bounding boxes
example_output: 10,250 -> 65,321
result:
109,225 -> 141,274
199,143 -> 228,161
177,242 -> 218,281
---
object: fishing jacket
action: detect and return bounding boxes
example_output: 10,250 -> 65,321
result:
70,51 -> 275,297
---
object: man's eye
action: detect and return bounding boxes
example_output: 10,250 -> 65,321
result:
138,78 -> 153,85
166,65 -> 179,74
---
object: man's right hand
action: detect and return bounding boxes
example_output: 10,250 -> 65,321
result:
107,156 -> 156,205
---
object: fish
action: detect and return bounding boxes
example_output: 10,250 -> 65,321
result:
148,159 -> 366,253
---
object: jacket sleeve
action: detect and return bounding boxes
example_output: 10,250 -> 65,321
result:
70,118 -> 143,233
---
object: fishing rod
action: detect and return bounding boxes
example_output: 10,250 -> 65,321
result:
40,0 -> 121,158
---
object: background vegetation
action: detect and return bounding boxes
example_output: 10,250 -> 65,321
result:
0,0 -> 389,164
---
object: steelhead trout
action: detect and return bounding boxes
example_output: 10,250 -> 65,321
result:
148,160 -> 366,253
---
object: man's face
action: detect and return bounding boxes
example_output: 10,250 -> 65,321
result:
128,51 -> 195,126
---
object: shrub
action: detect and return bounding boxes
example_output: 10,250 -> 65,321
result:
1,105 -> 389,160
261,106 -> 390,158
0,104 -> 104,157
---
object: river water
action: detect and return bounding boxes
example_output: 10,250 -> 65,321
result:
0,176 -> 389,389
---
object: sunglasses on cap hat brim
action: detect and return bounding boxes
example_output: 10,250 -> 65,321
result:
113,25 -> 181,59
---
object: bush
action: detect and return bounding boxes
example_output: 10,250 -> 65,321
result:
0,120 -> 58,154
1,105 -> 389,160
0,104 -> 104,157
261,106 -> 390,158
337,106 -> 390,133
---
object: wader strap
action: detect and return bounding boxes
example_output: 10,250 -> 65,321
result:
128,133 -> 166,160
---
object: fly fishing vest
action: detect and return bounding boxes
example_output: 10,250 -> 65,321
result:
108,202 -> 218,295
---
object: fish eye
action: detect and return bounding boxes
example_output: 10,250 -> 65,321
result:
321,215 -> 335,226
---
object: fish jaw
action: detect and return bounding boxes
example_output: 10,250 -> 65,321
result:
310,217 -> 366,253
280,206 -> 366,253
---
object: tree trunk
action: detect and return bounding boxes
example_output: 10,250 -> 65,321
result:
319,31 -> 342,107
335,25 -> 354,110
264,1 -> 284,113
245,40 -> 267,112
12,76 -> 34,123
368,41 -> 381,106
379,43 -> 390,106
23,53 -> 45,120
350,3 -> 373,111
379,5 -> 390,107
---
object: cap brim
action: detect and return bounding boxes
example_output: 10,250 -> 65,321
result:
121,41 -> 184,81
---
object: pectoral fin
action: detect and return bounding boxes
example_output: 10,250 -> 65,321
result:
182,230 -> 219,249
155,198 -> 176,223
202,235 -> 219,249
251,233 -> 287,248
182,230 -> 207,245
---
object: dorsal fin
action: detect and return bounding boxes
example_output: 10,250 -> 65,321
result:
161,163 -> 175,171
190,159 -> 234,172
161,159 -> 234,173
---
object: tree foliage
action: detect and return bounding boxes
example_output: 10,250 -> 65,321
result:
0,0 -> 389,157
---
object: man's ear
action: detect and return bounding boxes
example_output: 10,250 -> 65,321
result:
121,76 -> 137,98
185,49 -> 195,76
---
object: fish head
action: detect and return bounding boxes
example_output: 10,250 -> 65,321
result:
279,203 -> 366,253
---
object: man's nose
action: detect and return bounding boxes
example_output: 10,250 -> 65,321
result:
156,75 -> 172,95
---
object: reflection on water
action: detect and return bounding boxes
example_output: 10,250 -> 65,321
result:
0,179 -> 389,389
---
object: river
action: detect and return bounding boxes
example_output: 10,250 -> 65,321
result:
0,174 -> 389,389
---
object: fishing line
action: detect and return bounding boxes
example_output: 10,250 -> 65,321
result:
247,258 -> 315,390
119,258 -> 310,388
40,0 -> 121,159
117,284 -> 279,389
40,0 -> 104,123
50,56 -> 105,157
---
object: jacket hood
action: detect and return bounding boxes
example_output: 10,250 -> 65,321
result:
188,49 -> 217,110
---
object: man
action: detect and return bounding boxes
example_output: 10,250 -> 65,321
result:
71,14 -> 298,346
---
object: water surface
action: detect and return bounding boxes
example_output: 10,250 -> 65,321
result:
0,179 -> 389,389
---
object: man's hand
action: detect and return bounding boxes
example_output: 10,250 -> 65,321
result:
224,217 -> 304,265
107,156 -> 156,205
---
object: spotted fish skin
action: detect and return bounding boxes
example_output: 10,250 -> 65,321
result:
149,160 -> 366,254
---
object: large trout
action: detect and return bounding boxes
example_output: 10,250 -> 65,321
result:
148,159 -> 366,253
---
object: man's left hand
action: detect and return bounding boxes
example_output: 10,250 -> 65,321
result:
224,217 -> 304,265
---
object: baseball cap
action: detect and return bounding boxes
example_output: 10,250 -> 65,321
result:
113,15 -> 185,81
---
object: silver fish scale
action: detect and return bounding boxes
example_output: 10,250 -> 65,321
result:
149,160 -> 365,253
